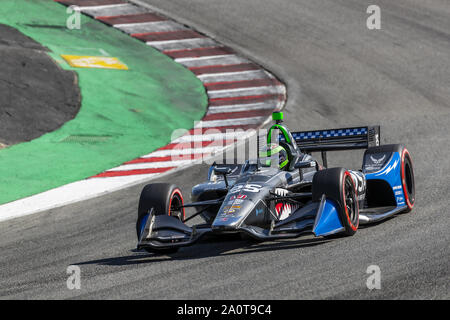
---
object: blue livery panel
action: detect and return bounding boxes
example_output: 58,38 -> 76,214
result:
364,151 -> 405,207
313,198 -> 344,237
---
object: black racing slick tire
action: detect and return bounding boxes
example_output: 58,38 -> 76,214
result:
401,148 -> 415,212
136,183 -> 185,254
312,167 -> 359,236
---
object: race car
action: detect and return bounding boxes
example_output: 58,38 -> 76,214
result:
136,112 -> 415,254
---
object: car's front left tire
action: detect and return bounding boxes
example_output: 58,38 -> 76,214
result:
136,183 -> 185,254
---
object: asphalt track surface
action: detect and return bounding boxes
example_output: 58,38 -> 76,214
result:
0,0 -> 449,299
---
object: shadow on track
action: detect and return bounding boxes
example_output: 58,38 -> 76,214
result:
75,236 -> 330,267
74,215 -> 403,267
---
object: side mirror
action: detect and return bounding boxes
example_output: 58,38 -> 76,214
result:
294,161 -> 316,169
214,167 -> 233,175
214,167 -> 232,188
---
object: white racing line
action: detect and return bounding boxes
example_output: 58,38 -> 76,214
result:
0,0 -> 286,222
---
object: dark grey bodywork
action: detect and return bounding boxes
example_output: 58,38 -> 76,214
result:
136,123 -> 411,251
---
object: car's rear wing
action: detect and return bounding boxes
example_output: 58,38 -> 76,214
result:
280,125 -> 381,167
284,126 -> 381,152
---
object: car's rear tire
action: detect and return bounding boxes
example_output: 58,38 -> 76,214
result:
402,148 -> 415,212
136,183 -> 185,254
312,167 -> 359,236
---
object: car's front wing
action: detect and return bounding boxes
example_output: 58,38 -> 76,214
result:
137,195 -> 346,251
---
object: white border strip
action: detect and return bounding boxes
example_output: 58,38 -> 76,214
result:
0,0 -> 286,222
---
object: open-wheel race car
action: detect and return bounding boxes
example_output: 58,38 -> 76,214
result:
136,112 -> 415,254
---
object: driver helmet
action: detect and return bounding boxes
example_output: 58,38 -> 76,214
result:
259,143 -> 289,169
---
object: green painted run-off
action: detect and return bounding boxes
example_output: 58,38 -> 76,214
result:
0,0 -> 207,205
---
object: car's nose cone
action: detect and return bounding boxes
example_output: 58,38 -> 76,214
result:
212,194 -> 255,229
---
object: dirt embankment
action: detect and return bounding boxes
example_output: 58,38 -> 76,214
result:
0,24 -> 80,147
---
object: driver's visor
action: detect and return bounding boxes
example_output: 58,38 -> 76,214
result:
259,145 -> 287,168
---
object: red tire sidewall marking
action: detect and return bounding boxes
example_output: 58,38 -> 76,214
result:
342,171 -> 359,231
401,148 -> 414,210
168,188 -> 185,220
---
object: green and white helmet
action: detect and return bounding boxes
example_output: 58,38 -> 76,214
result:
259,143 -> 289,169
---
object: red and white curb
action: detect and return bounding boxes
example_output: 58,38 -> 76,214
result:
0,0 -> 286,222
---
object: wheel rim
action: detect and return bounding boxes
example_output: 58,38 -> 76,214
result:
405,162 -> 413,195
169,192 -> 184,221
344,174 -> 358,228
402,151 -> 415,208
